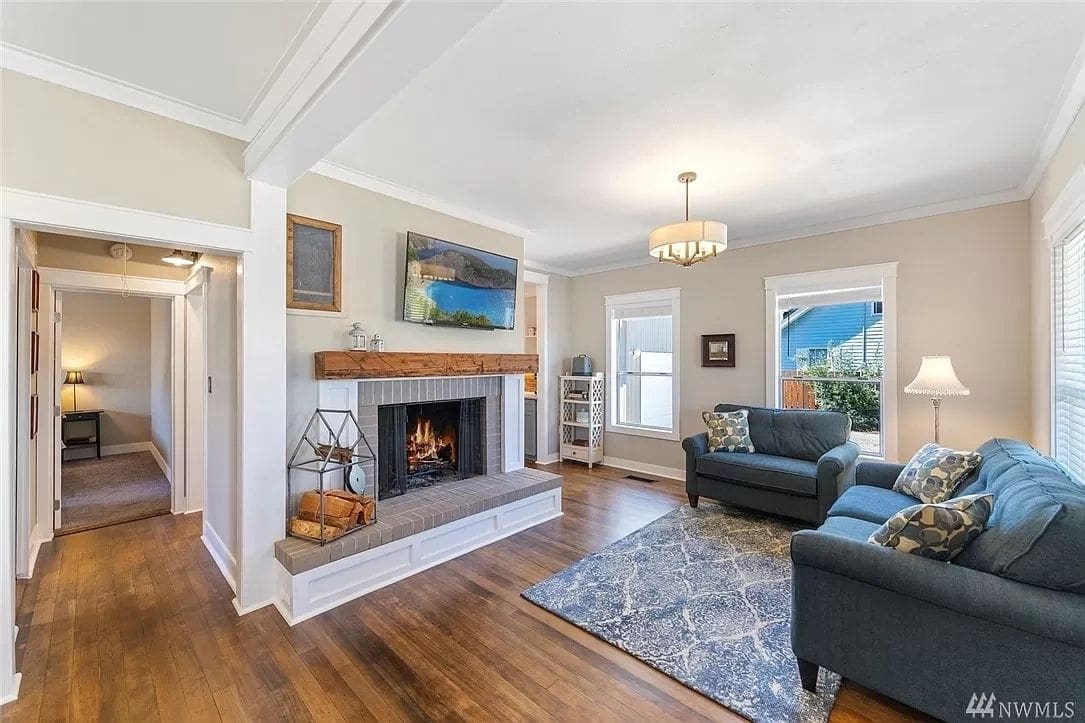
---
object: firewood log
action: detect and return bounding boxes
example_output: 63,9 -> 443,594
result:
289,517 -> 345,541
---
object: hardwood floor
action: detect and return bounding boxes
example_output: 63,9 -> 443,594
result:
3,462 -> 930,722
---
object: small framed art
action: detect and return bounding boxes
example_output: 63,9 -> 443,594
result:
287,214 -> 342,313
701,333 -> 736,367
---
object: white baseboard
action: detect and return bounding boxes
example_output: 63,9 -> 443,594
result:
100,441 -> 151,456
25,524 -> 43,579
232,597 -> 273,617
534,453 -> 560,465
602,455 -> 684,481
275,487 -> 562,626
201,520 -> 237,593
1,673 -> 21,705
146,443 -> 171,482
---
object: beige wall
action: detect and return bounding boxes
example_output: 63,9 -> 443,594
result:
36,233 -> 191,280
541,272 -> 573,458
570,201 -> 1031,471
285,172 -> 526,447
60,291 -> 153,451
149,298 -> 172,466
1029,106 -> 1085,453
1,70 -> 250,227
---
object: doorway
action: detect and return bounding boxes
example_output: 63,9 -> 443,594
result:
53,289 -> 174,534
524,270 -> 550,463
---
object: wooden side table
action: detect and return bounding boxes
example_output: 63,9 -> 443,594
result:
62,409 -> 102,461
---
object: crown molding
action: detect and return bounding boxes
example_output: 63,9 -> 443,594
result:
1022,35 -> 1085,196
556,187 -> 1028,278
0,1 -> 328,143
311,160 -> 532,239
1,43 -> 248,138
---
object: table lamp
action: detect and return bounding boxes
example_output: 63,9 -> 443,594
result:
905,356 -> 969,444
65,370 -> 85,411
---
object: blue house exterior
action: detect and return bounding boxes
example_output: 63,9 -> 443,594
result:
780,301 -> 883,372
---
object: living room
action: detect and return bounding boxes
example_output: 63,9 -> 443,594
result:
1,3 -> 1083,722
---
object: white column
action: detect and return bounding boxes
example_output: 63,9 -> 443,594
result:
503,374 -> 525,472
234,181 -> 288,613
0,218 -> 20,703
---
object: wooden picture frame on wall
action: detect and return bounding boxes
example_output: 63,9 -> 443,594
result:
30,331 -> 39,374
286,213 -> 342,313
701,333 -> 736,367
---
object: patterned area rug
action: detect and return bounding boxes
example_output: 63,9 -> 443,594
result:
522,504 -> 841,722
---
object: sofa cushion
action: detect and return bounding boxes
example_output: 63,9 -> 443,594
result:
702,409 -> 755,453
828,485 -> 918,524
869,494 -> 994,561
695,452 -> 818,496
715,404 -> 849,462
893,442 -> 982,504
816,515 -> 882,543
953,438 -> 1085,594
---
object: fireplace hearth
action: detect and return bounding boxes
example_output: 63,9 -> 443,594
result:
377,398 -> 484,499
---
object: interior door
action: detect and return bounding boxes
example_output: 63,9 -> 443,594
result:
52,292 -> 62,530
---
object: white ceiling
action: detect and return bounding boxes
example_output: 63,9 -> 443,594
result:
326,2 -> 1085,271
0,1 -> 320,123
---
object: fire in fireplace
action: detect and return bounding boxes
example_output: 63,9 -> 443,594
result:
377,398 -> 484,499
406,405 -> 457,477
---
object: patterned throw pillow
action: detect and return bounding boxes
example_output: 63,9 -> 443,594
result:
869,493 -> 994,561
702,409 -> 755,453
893,443 -> 982,504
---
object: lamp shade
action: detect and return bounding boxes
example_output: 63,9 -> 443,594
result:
64,370 -> 85,385
905,356 -> 969,396
648,221 -> 728,266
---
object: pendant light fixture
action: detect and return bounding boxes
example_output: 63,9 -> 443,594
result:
648,171 -> 727,267
162,249 -> 196,267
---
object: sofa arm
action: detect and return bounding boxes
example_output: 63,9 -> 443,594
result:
816,441 -> 860,500
791,529 -> 1085,646
682,433 -> 709,493
855,460 -> 905,489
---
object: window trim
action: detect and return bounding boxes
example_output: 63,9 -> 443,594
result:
1044,162 -> 1085,463
764,263 -> 898,461
604,287 -> 681,441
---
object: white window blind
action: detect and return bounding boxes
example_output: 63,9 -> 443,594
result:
605,288 -> 680,440
1053,220 -> 1085,483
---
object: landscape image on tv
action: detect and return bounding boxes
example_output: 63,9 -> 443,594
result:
403,232 -> 518,330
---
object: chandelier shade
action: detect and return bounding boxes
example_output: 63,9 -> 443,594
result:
648,220 -> 728,266
647,171 -> 727,267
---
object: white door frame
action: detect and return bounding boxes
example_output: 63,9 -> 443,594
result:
39,268 -> 199,519
0,182 -> 286,704
524,270 -> 551,462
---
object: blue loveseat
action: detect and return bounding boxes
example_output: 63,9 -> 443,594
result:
682,404 -> 860,524
791,438 -> 1085,722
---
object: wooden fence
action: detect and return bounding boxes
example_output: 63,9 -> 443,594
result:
781,377 -> 817,409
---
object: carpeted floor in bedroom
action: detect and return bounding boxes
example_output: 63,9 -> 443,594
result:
59,451 -> 171,534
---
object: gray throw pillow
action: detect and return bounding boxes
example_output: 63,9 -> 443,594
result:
869,493 -> 994,561
893,442 -> 982,503
702,409 -> 755,453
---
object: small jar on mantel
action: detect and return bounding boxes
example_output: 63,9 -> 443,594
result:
370,334 -> 385,352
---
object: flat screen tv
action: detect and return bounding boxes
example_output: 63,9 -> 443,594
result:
402,231 -> 518,330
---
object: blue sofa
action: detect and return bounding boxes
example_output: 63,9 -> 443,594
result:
682,404 -> 860,524
791,438 -> 1085,722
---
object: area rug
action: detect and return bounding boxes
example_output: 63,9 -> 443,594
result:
60,452 -> 171,533
522,504 -> 840,722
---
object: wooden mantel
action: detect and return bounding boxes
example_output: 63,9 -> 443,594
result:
315,351 -> 538,380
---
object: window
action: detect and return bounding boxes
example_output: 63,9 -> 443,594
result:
1053,220 -> 1085,483
766,263 -> 898,460
605,288 -> 680,440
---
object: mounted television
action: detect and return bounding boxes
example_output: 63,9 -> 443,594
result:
402,231 -> 518,330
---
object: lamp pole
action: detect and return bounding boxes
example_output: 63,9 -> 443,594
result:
931,396 -> 942,444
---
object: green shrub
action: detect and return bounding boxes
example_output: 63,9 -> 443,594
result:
800,352 -> 881,432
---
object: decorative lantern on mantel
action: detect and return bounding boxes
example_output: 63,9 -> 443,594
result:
348,322 -> 367,351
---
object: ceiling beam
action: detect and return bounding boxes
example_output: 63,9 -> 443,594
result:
244,0 -> 499,187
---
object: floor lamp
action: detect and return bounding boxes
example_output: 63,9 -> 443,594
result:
905,356 -> 969,444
